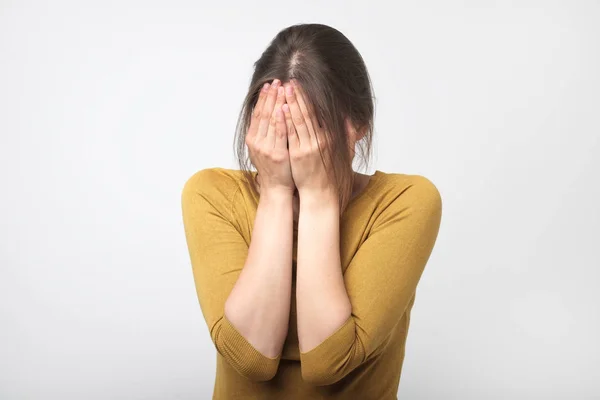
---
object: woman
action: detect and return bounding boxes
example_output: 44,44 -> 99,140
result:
181,23 -> 442,400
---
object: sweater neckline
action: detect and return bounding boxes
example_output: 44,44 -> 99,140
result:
347,170 -> 382,209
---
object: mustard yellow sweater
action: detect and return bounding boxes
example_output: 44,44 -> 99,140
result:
181,167 -> 442,399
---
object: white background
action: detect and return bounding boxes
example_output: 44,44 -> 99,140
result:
1,1 -> 599,399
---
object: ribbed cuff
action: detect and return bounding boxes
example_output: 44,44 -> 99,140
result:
299,315 -> 364,372
217,314 -> 281,380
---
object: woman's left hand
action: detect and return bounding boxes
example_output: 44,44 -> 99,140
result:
282,80 -> 338,202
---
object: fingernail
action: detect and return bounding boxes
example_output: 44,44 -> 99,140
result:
262,83 -> 269,92
286,85 -> 293,96
282,104 -> 289,113
278,86 -> 284,96
272,79 -> 280,88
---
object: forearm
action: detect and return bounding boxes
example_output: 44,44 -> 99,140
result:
224,189 -> 294,358
295,192 -> 352,353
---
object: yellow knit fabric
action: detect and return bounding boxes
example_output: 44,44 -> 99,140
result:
181,167 -> 442,399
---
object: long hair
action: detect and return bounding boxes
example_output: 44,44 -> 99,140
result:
233,23 -> 376,214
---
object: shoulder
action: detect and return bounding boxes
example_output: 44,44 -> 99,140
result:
405,174 -> 442,210
181,167 -> 243,205
379,171 -> 442,216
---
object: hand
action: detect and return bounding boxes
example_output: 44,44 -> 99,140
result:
281,80 -> 338,201
245,79 -> 295,196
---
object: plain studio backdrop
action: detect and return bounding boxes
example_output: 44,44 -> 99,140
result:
1,1 -> 599,399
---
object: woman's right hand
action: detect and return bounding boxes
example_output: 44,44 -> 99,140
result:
246,79 -> 295,196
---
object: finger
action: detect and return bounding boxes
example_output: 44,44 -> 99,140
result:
291,80 -> 317,142
293,80 -> 329,151
247,82 -> 270,140
268,85 -> 286,148
257,79 -> 280,139
284,82 -> 311,146
274,104 -> 288,150
282,103 -> 298,149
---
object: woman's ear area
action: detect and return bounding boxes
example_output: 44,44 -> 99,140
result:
345,117 -> 367,142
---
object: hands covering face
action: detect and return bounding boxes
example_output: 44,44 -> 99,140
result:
246,78 -> 337,199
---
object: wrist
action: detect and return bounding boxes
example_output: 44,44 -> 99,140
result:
260,187 -> 295,204
298,190 -> 339,213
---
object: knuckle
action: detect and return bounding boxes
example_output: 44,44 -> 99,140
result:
293,115 -> 305,126
297,150 -> 309,160
256,145 -> 267,156
271,153 -> 286,164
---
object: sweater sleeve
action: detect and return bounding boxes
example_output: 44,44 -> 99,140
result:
181,168 -> 281,382
299,175 -> 443,386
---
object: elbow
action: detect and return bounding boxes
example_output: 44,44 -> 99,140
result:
252,367 -> 279,382
213,338 -> 281,382
235,365 -> 279,382
233,359 -> 280,382
299,316 -> 364,386
212,316 -> 281,382
251,366 -> 279,382
302,369 -> 342,387
301,349 -> 359,386
301,363 -> 349,386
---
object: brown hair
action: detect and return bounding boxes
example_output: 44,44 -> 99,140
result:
233,23 -> 376,214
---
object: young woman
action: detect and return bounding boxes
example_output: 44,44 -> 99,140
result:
182,23 -> 442,400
